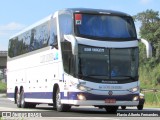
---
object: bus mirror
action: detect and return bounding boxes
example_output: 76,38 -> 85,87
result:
64,35 -> 78,55
140,38 -> 152,58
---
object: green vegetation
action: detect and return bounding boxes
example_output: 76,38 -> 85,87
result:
0,81 -> 6,93
134,9 -> 160,88
139,64 -> 160,89
134,9 -> 160,106
144,92 -> 160,103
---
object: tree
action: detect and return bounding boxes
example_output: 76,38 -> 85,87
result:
134,9 -> 160,86
134,9 -> 160,65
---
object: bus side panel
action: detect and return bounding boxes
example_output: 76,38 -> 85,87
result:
24,62 -> 59,101
7,48 -> 63,104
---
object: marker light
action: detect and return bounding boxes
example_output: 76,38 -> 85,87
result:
140,95 -> 144,99
129,86 -> 139,93
139,93 -> 144,99
77,84 -> 92,91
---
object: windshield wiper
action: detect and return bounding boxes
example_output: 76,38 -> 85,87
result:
124,76 -> 135,80
115,76 -> 136,80
78,74 -> 109,79
77,74 -> 94,79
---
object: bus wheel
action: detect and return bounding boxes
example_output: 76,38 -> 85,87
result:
56,88 -> 71,112
20,89 -> 28,108
16,90 -> 21,108
121,106 -> 126,110
137,105 -> 143,110
28,103 -> 36,108
105,106 -> 118,113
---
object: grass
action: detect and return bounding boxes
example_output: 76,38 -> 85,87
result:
0,80 -> 7,93
144,103 -> 160,108
142,91 -> 160,108
139,63 -> 160,89
139,63 -> 160,108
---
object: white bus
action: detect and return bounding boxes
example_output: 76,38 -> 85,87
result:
7,8 -> 152,113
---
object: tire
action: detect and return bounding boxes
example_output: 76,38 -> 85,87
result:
137,105 -> 143,110
16,90 -> 21,108
105,106 -> 118,113
121,106 -> 126,110
20,89 -> 28,108
56,88 -> 71,112
14,89 -> 17,104
28,103 -> 36,108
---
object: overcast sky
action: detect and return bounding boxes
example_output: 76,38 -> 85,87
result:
0,0 -> 160,50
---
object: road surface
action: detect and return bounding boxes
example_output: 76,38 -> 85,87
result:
0,94 -> 159,120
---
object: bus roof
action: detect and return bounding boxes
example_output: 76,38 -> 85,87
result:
63,8 -> 131,17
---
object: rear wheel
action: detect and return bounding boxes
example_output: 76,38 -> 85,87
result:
16,90 -> 21,108
28,103 -> 36,108
56,88 -> 71,112
105,106 -> 118,113
20,89 -> 28,108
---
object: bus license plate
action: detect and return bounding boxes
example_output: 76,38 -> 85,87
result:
105,99 -> 116,103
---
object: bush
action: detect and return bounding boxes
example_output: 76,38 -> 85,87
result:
142,91 -> 160,106
0,81 -> 7,93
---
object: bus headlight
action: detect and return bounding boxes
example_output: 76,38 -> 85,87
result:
128,86 -> 139,93
133,96 -> 139,101
77,94 -> 86,100
77,84 -> 92,91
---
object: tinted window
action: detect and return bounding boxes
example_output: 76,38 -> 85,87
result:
59,13 -> 73,41
49,18 -> 58,48
8,19 -> 58,58
75,14 -> 137,40
61,42 -> 74,75
78,45 -> 139,83
61,42 -> 71,73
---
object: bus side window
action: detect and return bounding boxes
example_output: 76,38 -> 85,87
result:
58,13 -> 73,42
61,41 -> 75,75
50,18 -> 58,49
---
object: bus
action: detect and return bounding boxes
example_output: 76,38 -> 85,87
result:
7,8 -> 152,113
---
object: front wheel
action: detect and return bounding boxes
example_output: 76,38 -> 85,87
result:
121,106 -> 126,110
56,88 -> 71,112
137,105 -> 143,110
105,106 -> 118,113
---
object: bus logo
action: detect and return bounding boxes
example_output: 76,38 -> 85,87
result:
108,91 -> 113,96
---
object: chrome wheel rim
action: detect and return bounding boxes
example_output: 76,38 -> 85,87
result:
56,90 -> 61,108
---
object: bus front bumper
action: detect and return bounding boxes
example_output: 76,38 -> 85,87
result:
61,100 -> 139,106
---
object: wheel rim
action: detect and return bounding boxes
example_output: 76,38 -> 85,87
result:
16,92 -> 20,106
56,90 -> 61,108
21,91 -> 24,106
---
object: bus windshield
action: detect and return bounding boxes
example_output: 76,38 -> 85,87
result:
78,45 -> 138,83
74,14 -> 137,40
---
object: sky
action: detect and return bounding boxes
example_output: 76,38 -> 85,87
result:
0,0 -> 160,51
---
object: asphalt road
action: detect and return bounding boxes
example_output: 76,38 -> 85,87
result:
0,94 -> 159,120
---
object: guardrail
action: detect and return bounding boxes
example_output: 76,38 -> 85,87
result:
141,89 -> 160,92
0,51 -> 7,57
0,51 -> 7,53
141,89 -> 160,105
